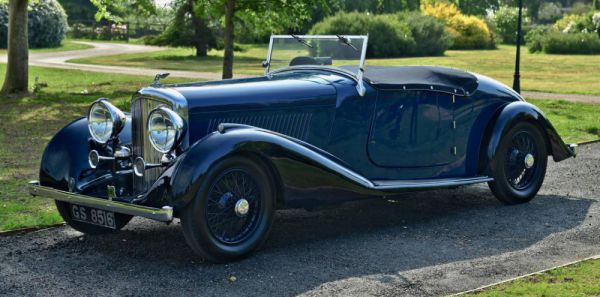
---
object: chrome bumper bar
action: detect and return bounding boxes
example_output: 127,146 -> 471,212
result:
28,181 -> 173,222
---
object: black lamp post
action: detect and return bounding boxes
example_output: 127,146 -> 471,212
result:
513,0 -> 523,94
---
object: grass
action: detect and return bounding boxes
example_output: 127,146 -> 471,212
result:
465,258 -> 600,296
70,44 -> 600,95
0,66 -> 597,232
527,98 -> 600,144
0,39 -> 93,55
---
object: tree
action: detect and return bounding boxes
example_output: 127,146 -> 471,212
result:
198,0 -> 327,79
144,0 -> 216,57
1,0 -> 29,95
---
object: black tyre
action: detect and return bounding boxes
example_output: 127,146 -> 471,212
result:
488,122 -> 548,204
181,156 -> 275,263
55,201 -> 132,235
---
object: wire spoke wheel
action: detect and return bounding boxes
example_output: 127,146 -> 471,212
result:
488,122 -> 547,205
206,169 -> 262,244
504,130 -> 538,190
182,156 -> 275,262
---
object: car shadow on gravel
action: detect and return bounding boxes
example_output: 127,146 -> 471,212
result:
18,185 -> 592,296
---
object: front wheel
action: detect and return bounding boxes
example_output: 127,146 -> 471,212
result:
181,156 -> 275,263
488,122 -> 548,204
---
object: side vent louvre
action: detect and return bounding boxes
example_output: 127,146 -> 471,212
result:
207,113 -> 313,141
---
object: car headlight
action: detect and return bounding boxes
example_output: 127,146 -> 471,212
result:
87,98 -> 126,144
147,106 -> 185,153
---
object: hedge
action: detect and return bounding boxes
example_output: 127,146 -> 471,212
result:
309,11 -> 450,58
543,32 -> 600,54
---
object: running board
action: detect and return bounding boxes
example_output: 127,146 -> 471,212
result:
370,176 -> 493,191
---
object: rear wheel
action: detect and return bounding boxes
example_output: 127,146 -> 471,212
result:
488,122 -> 548,204
181,156 -> 275,263
55,201 -> 132,235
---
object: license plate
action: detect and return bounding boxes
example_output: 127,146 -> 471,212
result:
70,204 -> 116,229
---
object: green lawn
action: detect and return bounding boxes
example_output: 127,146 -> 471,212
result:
0,66 -> 598,232
465,258 -> 600,296
527,98 -> 600,144
70,44 -> 600,95
0,40 -> 92,55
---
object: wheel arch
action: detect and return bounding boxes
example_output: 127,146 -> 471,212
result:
477,101 -> 575,175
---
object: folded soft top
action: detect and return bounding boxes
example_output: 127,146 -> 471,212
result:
342,66 -> 479,96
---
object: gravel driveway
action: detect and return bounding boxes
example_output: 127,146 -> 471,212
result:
0,41 -> 228,80
1,143 -> 599,296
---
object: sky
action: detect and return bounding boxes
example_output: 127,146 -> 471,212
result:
154,0 -> 173,8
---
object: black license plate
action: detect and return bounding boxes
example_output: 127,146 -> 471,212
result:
70,204 -> 116,229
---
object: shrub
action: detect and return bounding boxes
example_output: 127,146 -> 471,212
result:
542,32 -> 600,54
525,25 -> 552,53
397,12 -> 452,56
491,6 -> 530,44
421,2 -> 494,49
309,12 -> 417,58
0,0 -> 68,49
538,2 -> 563,24
28,0 -> 68,48
554,12 -> 596,33
309,11 -> 452,58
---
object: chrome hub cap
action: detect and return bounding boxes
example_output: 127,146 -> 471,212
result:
234,199 -> 250,217
524,153 -> 535,169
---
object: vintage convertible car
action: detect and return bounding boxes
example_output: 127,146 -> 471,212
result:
29,35 -> 576,262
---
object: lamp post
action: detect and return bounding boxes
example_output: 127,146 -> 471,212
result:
513,0 -> 523,94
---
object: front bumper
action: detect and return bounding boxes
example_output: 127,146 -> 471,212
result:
28,181 -> 173,222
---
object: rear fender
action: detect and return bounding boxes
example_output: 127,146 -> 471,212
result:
480,101 -> 575,174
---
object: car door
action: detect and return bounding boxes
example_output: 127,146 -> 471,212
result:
367,90 -> 456,168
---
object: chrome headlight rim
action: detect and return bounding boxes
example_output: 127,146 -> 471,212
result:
147,106 -> 185,154
87,98 -> 126,144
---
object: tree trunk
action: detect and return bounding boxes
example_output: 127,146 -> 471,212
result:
222,0 -> 235,79
193,17 -> 208,57
1,0 -> 29,96
188,0 -> 207,58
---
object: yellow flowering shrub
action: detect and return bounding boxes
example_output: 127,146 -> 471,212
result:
421,2 -> 495,49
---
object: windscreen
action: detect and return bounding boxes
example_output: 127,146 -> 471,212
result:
266,35 -> 367,77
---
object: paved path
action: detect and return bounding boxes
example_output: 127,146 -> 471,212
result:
522,91 -> 600,104
1,143 -> 599,296
0,41 -> 225,80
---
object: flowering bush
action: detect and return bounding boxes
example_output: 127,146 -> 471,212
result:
421,2 -> 495,49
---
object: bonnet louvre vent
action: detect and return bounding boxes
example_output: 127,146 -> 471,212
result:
207,113 -> 313,141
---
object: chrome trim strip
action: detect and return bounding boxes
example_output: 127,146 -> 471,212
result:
28,181 -> 173,222
372,177 -> 494,190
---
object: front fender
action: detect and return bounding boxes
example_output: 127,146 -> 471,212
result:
39,116 -> 132,192
168,125 -> 379,210
483,101 -> 575,174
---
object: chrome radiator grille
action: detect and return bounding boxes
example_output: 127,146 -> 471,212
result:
131,97 -> 171,194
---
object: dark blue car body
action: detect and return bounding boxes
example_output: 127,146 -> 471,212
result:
38,66 -> 575,213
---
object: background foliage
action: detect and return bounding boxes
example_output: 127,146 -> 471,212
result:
309,11 -> 451,58
421,2 -> 495,49
0,0 -> 68,49
490,6 -> 530,44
